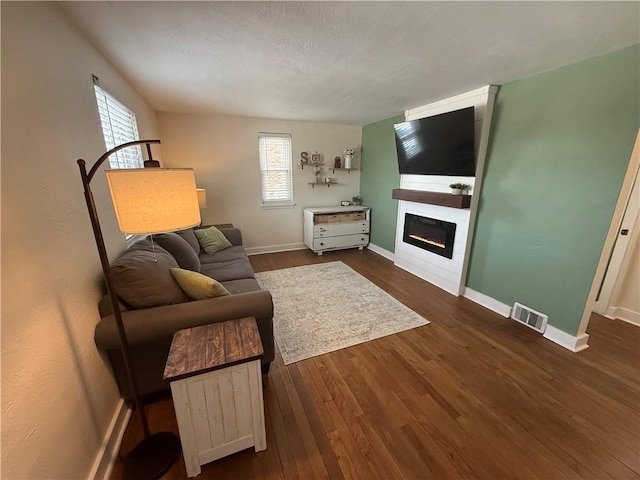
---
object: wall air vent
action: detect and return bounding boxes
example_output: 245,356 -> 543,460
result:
511,302 -> 548,334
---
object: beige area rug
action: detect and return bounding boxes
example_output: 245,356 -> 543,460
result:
255,261 -> 429,365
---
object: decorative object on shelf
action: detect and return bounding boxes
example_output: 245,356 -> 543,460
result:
352,195 -> 363,205
324,177 -> 333,183
341,200 -> 351,206
313,164 -> 321,182
78,139 -> 194,479
300,151 -> 324,169
344,147 -> 355,169
334,156 -> 341,169
449,183 -> 471,195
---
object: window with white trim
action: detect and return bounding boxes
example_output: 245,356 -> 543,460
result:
259,133 -> 293,206
93,77 -> 143,169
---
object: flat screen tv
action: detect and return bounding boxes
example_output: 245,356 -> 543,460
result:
394,106 -> 475,176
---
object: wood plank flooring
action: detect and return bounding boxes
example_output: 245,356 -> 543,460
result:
111,248 -> 640,479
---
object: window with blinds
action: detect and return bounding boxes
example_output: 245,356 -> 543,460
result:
93,79 -> 143,169
259,133 -> 293,206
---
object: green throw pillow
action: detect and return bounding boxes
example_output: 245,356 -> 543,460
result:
170,268 -> 231,300
194,226 -> 233,254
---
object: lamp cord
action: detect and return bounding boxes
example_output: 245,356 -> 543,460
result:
149,235 -> 159,263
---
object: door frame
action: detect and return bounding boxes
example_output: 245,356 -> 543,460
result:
578,129 -> 640,336
594,165 -> 640,317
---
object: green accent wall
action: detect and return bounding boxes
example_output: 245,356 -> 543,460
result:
360,115 -> 404,252
467,44 -> 640,335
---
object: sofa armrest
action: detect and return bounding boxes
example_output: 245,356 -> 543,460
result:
95,290 -> 272,350
219,227 -> 242,246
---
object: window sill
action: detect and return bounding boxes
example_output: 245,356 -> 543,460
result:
261,202 -> 296,210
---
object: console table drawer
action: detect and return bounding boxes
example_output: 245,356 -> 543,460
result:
314,212 -> 366,224
314,221 -> 369,237
313,234 -> 369,251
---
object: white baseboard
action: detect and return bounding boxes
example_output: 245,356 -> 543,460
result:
606,306 -> 640,326
367,243 -> 395,262
543,325 -> 590,352
246,243 -> 307,256
463,287 -> 512,317
463,288 -> 591,352
88,399 -> 131,480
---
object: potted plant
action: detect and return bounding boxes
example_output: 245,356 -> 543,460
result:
449,183 -> 471,195
352,195 -> 363,205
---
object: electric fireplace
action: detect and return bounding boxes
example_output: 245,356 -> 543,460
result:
403,213 -> 456,259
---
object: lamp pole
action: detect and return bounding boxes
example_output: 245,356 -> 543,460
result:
78,140 -> 180,480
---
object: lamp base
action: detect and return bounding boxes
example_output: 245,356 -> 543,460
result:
123,432 -> 181,480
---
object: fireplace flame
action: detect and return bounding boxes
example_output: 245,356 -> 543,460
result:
409,234 -> 446,249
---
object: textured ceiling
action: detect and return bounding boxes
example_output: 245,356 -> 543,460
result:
59,1 -> 639,125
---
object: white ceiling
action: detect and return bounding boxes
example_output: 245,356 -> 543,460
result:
59,1 -> 639,125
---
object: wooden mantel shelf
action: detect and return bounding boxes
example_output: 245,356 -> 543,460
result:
392,189 -> 471,209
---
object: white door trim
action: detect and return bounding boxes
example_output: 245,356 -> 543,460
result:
578,129 -> 640,336
594,159 -> 640,316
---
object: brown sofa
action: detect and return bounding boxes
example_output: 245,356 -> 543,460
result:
94,226 -> 274,400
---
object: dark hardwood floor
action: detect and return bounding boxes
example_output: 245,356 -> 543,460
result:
112,248 -> 640,479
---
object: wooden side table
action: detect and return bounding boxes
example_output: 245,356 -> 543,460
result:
163,317 -> 266,477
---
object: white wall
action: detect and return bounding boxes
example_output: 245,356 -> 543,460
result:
1,3 -> 160,478
158,112 -> 362,253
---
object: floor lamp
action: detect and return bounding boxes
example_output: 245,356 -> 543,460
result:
78,139 -> 201,479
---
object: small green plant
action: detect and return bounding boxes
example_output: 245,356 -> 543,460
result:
352,195 -> 363,205
449,183 -> 471,190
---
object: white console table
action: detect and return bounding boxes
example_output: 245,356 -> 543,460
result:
303,206 -> 370,255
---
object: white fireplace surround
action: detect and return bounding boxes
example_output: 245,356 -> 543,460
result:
394,86 -> 498,296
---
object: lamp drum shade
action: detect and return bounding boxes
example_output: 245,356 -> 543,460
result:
106,168 -> 201,235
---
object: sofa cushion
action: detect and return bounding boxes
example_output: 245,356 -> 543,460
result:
111,239 -> 188,308
175,228 -> 201,255
200,246 -> 255,282
153,232 -> 201,272
220,278 -> 262,295
170,268 -> 230,300
194,226 -> 232,254
199,245 -> 249,264
218,227 -> 242,246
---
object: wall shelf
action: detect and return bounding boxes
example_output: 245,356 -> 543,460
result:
298,162 -> 323,170
308,182 -> 336,188
392,189 -> 471,209
328,167 -> 357,174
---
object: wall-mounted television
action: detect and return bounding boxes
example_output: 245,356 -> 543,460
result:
394,106 -> 475,176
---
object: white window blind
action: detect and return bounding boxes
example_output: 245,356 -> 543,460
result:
93,79 -> 143,169
259,133 -> 293,206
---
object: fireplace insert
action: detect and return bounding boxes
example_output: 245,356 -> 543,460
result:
403,213 -> 456,259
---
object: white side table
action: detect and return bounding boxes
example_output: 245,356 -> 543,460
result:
163,317 -> 266,477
